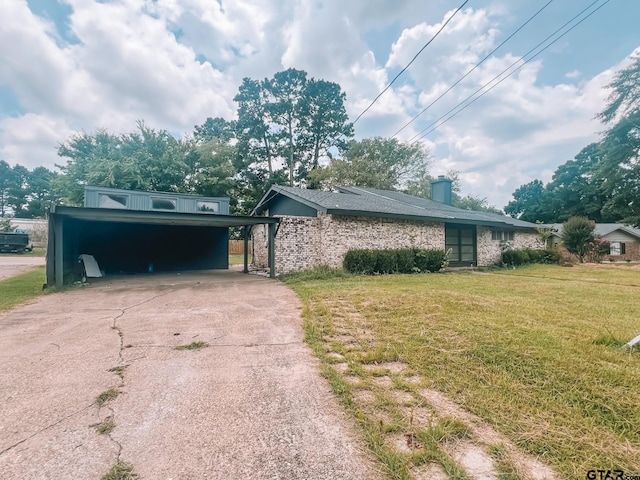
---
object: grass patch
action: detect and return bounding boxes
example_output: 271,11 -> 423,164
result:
174,341 -> 209,351
0,266 -> 45,312
96,388 -> 119,407
108,365 -> 128,379
96,416 -> 116,435
101,461 -> 138,480
279,265 -> 352,283
286,264 -> 640,478
229,253 -> 251,266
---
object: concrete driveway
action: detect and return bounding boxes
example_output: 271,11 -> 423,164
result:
0,268 -> 381,479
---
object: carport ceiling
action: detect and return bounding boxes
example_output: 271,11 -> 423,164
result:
51,206 -> 279,227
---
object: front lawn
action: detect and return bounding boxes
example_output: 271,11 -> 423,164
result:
0,267 -> 46,312
285,264 -> 640,479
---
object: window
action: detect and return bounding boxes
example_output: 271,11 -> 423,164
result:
151,198 -> 176,210
197,201 -> 219,213
491,230 -> 514,241
98,193 -> 128,209
609,242 -> 626,256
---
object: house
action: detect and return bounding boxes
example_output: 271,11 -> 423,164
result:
544,223 -> 640,261
251,178 -> 543,275
47,186 -> 279,287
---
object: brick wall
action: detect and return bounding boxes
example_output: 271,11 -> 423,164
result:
605,241 -> 640,262
476,227 -> 543,266
253,213 -> 542,274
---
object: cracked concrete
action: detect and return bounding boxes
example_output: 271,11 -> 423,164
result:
0,267 -> 381,479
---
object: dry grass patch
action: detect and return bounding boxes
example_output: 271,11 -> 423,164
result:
287,264 -> 640,478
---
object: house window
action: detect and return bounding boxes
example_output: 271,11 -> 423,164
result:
98,193 -> 128,209
491,230 -> 514,241
610,242 -> 626,256
151,198 -> 176,211
197,201 -> 219,213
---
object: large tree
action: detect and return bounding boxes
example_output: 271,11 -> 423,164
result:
504,179 -> 551,222
234,68 -> 353,189
596,54 -> 640,226
308,137 -> 429,191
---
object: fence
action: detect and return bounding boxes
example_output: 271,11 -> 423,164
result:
229,239 -> 251,255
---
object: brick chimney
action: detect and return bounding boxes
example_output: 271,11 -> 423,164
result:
430,175 -> 452,205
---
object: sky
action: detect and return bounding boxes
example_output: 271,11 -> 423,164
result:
1,0 -> 639,209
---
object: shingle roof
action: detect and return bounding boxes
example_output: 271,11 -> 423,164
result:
542,223 -> 640,239
255,185 -> 537,229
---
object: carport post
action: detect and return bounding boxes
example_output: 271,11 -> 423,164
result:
268,222 -> 276,278
243,226 -> 249,274
54,217 -> 64,288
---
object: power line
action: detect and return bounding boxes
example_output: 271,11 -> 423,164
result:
392,0 -> 555,138
409,0 -> 610,144
352,0 -> 469,125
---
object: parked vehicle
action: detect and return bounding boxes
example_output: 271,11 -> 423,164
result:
0,232 -> 31,253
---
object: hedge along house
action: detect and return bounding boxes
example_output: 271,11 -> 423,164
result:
47,186 -> 279,287
251,178 -> 543,275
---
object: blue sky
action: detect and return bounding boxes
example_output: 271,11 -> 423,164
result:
0,0 -> 638,209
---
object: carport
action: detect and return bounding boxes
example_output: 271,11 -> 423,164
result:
46,205 -> 279,287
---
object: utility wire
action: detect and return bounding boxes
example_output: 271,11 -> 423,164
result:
409,0 -> 610,144
393,0 -> 555,138
352,0 -> 469,125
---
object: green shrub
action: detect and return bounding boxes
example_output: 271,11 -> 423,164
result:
502,248 -> 561,267
414,249 -> 447,273
396,249 -> 414,273
375,250 -> 397,274
343,248 -> 445,275
343,249 -> 376,274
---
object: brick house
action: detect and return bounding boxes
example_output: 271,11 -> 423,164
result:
251,179 -> 543,275
545,223 -> 640,262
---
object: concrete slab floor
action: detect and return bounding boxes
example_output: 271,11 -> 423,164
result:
0,267 -> 382,479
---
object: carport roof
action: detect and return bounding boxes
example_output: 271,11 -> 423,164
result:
50,205 -> 279,227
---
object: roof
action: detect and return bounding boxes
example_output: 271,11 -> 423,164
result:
51,205 -> 279,228
542,223 -> 640,239
254,185 -> 537,229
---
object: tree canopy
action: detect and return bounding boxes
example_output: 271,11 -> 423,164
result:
505,54 -> 640,227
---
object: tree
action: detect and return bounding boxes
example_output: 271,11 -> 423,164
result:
596,54 -> 640,226
504,180 -> 551,222
0,160 -> 12,217
234,69 -> 353,189
193,117 -> 236,143
307,137 -> 429,191
561,216 -> 595,263
454,195 -> 503,214
57,121 -> 190,204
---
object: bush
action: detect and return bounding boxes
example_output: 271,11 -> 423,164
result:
414,249 -> 447,273
343,249 -> 376,275
375,250 -> 397,274
502,248 -> 561,267
396,249 -> 414,274
343,248 -> 446,275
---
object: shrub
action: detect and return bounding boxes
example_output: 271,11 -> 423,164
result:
561,216 -> 595,262
343,249 -> 376,274
502,248 -> 561,267
396,249 -> 415,274
343,248 -> 445,275
414,249 -> 447,273
375,249 -> 397,274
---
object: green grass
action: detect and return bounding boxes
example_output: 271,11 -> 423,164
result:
96,416 -> 116,435
174,341 -> 209,351
229,253 -> 251,265
0,267 -> 45,312
285,264 -> 640,478
96,388 -> 119,407
0,247 -> 46,257
101,461 -> 138,480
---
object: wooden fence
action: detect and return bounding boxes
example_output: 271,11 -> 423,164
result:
229,239 -> 251,254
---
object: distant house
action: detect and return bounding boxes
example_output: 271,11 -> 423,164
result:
251,178 -> 543,275
544,223 -> 640,262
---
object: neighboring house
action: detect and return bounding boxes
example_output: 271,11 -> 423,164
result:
251,178 -> 543,275
544,223 -> 640,262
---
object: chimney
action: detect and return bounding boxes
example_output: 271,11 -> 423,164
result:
430,175 -> 452,205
